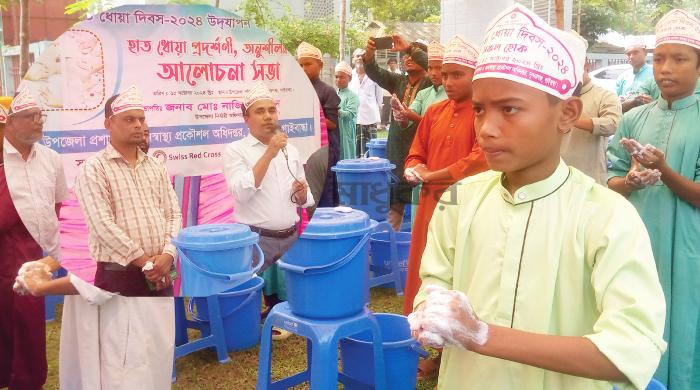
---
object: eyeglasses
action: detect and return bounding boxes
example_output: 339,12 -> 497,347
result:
12,112 -> 46,123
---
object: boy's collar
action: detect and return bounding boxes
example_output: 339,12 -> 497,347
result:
499,159 -> 570,205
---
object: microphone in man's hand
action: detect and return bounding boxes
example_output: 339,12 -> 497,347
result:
273,126 -> 288,159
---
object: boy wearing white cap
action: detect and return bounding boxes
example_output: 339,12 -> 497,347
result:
608,9 -> 700,388
334,61 -> 358,160
297,42 -> 341,207
409,5 -> 666,390
1,88 -> 68,389
75,86 -> 181,296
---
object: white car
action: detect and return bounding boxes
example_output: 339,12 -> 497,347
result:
589,64 -> 631,93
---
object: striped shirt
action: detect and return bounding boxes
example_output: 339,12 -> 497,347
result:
74,143 -> 181,266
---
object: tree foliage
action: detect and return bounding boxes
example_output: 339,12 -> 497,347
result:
350,0 -> 440,23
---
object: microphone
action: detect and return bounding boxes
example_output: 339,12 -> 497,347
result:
273,125 -> 288,160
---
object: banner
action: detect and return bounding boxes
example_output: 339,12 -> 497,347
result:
19,4 -> 320,185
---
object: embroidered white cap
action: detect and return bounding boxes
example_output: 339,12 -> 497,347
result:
335,61 -> 353,76
0,104 -> 8,124
443,35 -> 479,69
473,4 -> 586,99
655,8 -> 700,50
297,42 -> 323,61
244,81 -> 274,109
427,41 -> 446,61
110,85 -> 144,117
10,86 -> 41,115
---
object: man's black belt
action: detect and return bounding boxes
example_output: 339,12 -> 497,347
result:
248,225 -> 297,239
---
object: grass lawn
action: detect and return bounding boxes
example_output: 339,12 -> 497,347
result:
45,288 -> 438,389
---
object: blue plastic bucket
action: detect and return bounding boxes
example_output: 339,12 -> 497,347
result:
370,231 -> 411,287
173,224 -> 264,297
189,276 -> 264,352
332,158 -> 396,222
278,207 -> 377,319
366,138 -> 387,159
340,313 -> 427,389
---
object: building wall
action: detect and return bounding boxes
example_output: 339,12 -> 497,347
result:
2,0 -> 80,46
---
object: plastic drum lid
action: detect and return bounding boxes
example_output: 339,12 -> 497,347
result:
173,223 -> 258,251
331,157 -> 396,173
300,207 -> 376,239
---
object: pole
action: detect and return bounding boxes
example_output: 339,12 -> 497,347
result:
0,7 -> 7,95
19,0 -> 29,77
555,0 -> 565,29
577,0 -> 581,32
339,0 -> 347,62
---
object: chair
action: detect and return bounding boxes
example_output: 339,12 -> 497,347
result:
256,302 -> 388,389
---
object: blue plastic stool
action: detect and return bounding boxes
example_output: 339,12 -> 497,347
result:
256,302 -> 388,390
172,296 -> 230,382
45,267 -> 67,322
368,222 -> 405,295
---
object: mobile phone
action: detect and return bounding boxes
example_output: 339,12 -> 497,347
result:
373,36 -> 394,50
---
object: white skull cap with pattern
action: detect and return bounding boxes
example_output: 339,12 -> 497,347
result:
0,104 -> 8,124
335,61 -> 353,76
474,4 -> 585,100
353,48 -> 366,57
297,42 -> 323,61
625,36 -> 647,51
110,85 -> 144,117
427,41 -> 446,61
244,81 -> 274,109
655,8 -> 700,50
10,87 -> 41,115
570,30 -> 589,51
443,35 -> 479,69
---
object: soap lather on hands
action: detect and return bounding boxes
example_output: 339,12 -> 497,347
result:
408,285 -> 489,350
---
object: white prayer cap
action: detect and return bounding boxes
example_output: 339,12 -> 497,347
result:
0,104 -> 8,124
427,41 -> 446,61
570,30 -> 589,51
110,85 -> 144,117
297,42 -> 323,61
353,48 -> 365,57
244,81 -> 274,109
625,36 -> 647,52
10,87 -> 41,115
443,35 -> 479,69
335,61 -> 353,76
655,9 -> 700,50
474,4 -> 585,100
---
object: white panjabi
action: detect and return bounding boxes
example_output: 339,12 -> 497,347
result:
427,41 -> 446,62
473,4 -> 586,100
10,86 -> 41,115
442,35 -> 479,69
243,81 -> 274,109
296,41 -> 323,61
655,8 -> 700,50
335,61 -> 353,76
110,85 -> 144,117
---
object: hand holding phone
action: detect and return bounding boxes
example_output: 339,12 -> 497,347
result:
373,36 -> 394,50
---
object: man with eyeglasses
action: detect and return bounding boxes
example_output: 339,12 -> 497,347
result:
1,87 -> 68,390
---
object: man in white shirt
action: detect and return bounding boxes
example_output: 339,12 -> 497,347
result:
1,88 -> 68,390
350,48 -> 384,157
223,82 -> 314,328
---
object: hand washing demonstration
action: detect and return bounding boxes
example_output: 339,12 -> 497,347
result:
2,1 -> 700,389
